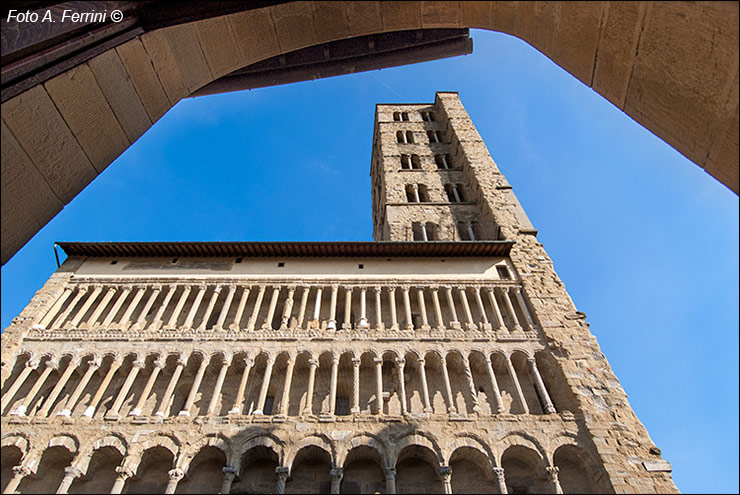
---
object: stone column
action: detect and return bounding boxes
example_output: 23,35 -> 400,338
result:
262,286 -> 281,330
330,467 -> 343,494
36,356 -> 80,417
500,287 -> 523,331
101,286 -> 132,327
412,183 -> 421,202
243,286 -> 262,331
358,288 -> 369,327
1,359 -> 39,414
527,358 -> 556,414
69,284 -> 103,328
167,285 -> 192,328
431,288 -> 444,330
280,286 -> 296,329
275,466 -> 289,494
229,357 -> 254,415
107,358 -> 145,418
155,357 -> 186,417
439,466 -> 452,494
444,287 -> 460,328
312,287 -> 323,327
221,466 -> 238,494
296,286 -> 310,329
179,355 -> 210,416
54,286 -> 88,328
483,356 -> 504,414
207,354 -> 233,416
3,465 -> 31,494
505,355 -> 529,414
384,467 -> 397,494
466,221 -> 476,241
547,467 -> 563,494
328,355 -> 340,415
38,286 -> 73,329
327,285 -> 339,330
131,285 -> 162,330
56,466 -> 83,494
451,184 -> 461,202
402,286 -> 413,330
351,358 -> 361,414
439,356 -> 456,414
513,287 -> 537,331
463,357 -> 480,413
458,287 -> 477,330
342,287 -> 353,329
493,467 -> 508,494
12,358 -> 58,416
473,288 -> 490,328
58,358 -> 101,417
418,358 -> 432,413
237,286 -> 257,331
388,287 -> 398,330
84,286 -> 117,328
130,358 -> 165,416
374,287 -> 383,330
374,357 -> 384,415
83,355 -> 123,418
417,288 -> 430,329
165,469 -> 184,494
150,285 -> 176,331
419,223 -> 429,241
110,466 -> 134,494
196,285 -> 221,331
214,285 -> 236,330
486,288 -> 506,331
254,354 -> 276,415
303,358 -> 319,415
118,285 -> 147,330
396,358 -> 407,415
278,356 -> 296,416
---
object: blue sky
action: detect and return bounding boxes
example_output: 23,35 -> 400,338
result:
2,29 -> 738,493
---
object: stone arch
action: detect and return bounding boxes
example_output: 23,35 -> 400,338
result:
449,444 -> 499,494
1,433 -> 29,458
286,442 -> 334,494
395,437 -> 445,494
178,434 -> 229,472
340,444 -> 387,495
1,435 -> 29,494
233,433 -> 285,467
69,443 -> 125,495
336,434 -> 388,469
285,434 -> 334,472
391,432 -> 443,467
443,435 -> 495,468
175,445 -> 228,495
500,443 -> 550,494
48,434 -> 80,455
18,435 -> 78,494
128,433 -> 180,466
550,439 -> 607,494
497,432 -> 547,464
73,434 -> 127,474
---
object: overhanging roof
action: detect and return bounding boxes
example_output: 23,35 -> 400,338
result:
57,241 -> 514,258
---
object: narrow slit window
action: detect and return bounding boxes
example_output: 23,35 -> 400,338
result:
497,266 -> 511,280
406,131 -> 415,144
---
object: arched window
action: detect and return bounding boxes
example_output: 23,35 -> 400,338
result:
411,155 -> 421,169
421,111 -> 435,121
406,131 -> 415,143
400,154 -> 411,169
397,131 -> 406,143
457,222 -> 477,240
405,184 -> 418,202
401,112 -> 409,121
418,184 -> 429,202
393,112 -> 401,121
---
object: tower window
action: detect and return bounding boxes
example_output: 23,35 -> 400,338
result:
277,262 -> 285,267
412,222 -> 438,241
445,183 -> 465,202
393,112 -> 401,121
405,184 -> 429,203
411,155 -> 421,169
496,266 -> 511,280
457,221 -> 477,241
406,131 -> 415,143
421,111 -> 435,121
435,154 -> 451,169
401,154 -> 411,169
427,130 -> 443,143
402,112 -> 409,121
397,131 -> 406,143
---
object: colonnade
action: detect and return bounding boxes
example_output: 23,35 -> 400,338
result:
34,282 -> 538,334
1,347 -> 556,420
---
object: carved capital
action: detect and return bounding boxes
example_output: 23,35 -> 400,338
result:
115,466 -> 134,480
351,358 -> 361,367
439,466 -> 452,481
168,469 -> 184,481
546,466 -> 560,479
384,467 -> 396,479
374,357 -> 383,365
330,467 -> 343,481
308,358 -> 319,368
492,467 -> 505,480
64,466 -> 84,479
12,465 -> 31,477
153,359 -> 166,369
222,466 -> 238,480
395,358 -> 405,367
275,466 -> 289,479
27,359 -> 41,369
133,359 -> 146,370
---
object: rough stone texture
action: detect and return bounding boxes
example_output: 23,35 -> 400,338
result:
2,1 -> 736,266
1,92 -> 678,494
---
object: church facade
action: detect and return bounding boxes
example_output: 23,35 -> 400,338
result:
1,92 -> 677,494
